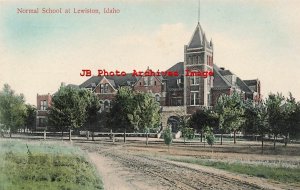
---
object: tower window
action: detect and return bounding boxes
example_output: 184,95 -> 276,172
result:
40,100 -> 47,110
191,92 -> 199,105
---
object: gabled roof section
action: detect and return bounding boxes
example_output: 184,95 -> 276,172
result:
219,69 -> 233,76
188,22 -> 204,48
79,76 -> 102,88
236,77 -> 253,93
165,62 -> 184,89
212,65 -> 232,88
243,79 -> 258,86
165,62 -> 184,76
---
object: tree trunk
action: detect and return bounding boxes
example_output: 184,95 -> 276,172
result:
220,131 -> 223,145
69,129 -> 72,141
9,130 -> 12,138
273,134 -> 276,150
284,133 -> 289,147
86,130 -> 90,140
123,128 -> 126,143
43,130 -> 46,140
200,130 -> 203,143
61,128 -> 64,140
146,132 -> 149,146
233,130 -> 236,144
261,133 -> 264,154
92,123 -> 95,141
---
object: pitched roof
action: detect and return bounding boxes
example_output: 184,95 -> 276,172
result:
188,22 -> 204,48
165,62 -> 184,89
212,65 -> 232,88
243,80 -> 258,86
236,77 -> 253,93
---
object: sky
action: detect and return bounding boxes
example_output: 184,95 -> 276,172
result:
0,0 -> 300,105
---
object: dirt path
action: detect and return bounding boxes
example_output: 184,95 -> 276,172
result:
78,142 -> 290,190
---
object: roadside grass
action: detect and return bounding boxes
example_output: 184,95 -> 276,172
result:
0,140 -> 103,190
167,157 -> 300,184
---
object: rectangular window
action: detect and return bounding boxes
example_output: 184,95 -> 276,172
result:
144,77 -> 148,86
40,100 -> 47,110
190,76 -> 200,85
190,92 -> 199,105
104,84 -> 109,93
149,77 -> 154,86
100,84 -> 104,93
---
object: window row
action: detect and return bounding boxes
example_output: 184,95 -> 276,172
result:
40,100 -> 47,110
100,84 -> 109,93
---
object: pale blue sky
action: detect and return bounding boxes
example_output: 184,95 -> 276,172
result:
0,0 -> 299,105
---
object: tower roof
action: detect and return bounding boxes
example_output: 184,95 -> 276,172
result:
188,22 -> 204,48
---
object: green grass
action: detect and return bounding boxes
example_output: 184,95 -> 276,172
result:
168,157 -> 300,184
0,140 -> 103,190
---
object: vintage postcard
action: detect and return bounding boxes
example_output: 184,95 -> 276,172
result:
0,0 -> 299,189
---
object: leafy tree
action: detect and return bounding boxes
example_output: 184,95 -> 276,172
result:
85,92 -> 101,141
244,100 -> 269,152
215,92 -> 245,144
290,102 -> 300,140
265,93 -> 285,149
203,126 -> 215,152
48,86 -> 89,141
134,92 -> 160,145
0,84 -> 26,137
24,104 -> 37,132
281,93 -> 298,146
178,115 -> 194,144
110,87 -> 135,142
190,109 -> 217,143
163,125 -> 173,151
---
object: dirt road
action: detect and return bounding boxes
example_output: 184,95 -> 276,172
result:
76,141 -> 289,190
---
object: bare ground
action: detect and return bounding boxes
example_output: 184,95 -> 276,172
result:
75,140 -> 300,190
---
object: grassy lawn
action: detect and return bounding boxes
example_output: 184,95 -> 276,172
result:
167,157 -> 300,184
0,140 -> 103,190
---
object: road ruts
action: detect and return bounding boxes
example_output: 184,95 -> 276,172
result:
103,150 -> 262,190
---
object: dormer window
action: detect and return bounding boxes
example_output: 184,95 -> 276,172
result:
144,77 -> 149,86
100,84 -> 104,93
100,83 -> 109,93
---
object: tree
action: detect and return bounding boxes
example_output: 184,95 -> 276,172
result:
189,109 -> 217,143
85,92 -> 101,141
178,115 -> 194,144
265,93 -> 285,149
215,92 -> 245,144
281,93 -> 297,146
0,84 -> 26,137
48,86 -> 89,141
134,92 -> 160,145
24,104 -> 37,132
110,87 -> 135,142
163,125 -> 173,151
111,89 -> 160,145
290,102 -> 300,140
205,127 -> 215,149
244,100 -> 269,153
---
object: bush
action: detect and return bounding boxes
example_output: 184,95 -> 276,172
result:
163,126 -> 173,147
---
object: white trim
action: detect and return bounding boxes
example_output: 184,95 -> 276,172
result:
94,76 -> 117,93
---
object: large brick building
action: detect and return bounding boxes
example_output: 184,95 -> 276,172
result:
36,22 -> 261,129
